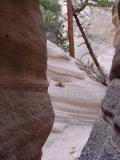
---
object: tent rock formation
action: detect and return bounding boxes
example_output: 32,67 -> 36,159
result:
0,1 -> 54,160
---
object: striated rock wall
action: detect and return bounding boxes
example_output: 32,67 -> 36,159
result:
0,1 -> 54,160
79,1 -> 120,160
42,41 -> 106,160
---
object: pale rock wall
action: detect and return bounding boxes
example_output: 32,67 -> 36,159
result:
42,41 -> 106,160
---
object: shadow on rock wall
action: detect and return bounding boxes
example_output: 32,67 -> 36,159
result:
79,1 -> 120,159
0,1 -> 54,160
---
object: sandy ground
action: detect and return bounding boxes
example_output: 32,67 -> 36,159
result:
42,125 -> 92,160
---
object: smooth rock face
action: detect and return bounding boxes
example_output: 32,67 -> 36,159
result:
110,0 -> 120,80
42,41 -> 106,160
0,1 -> 54,160
79,1 -> 120,160
112,0 -> 120,49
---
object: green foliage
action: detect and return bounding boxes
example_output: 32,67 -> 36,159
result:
76,0 -> 113,8
40,0 -> 61,30
40,0 -> 61,15
96,0 -> 112,7
39,0 -> 67,47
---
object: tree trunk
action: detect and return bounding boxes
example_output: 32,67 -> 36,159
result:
67,0 -> 75,57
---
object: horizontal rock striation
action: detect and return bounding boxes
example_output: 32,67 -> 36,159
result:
0,1 -> 54,160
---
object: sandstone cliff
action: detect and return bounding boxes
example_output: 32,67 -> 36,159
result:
0,1 -> 54,160
42,41 -> 106,160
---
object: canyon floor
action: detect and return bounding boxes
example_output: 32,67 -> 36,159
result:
42,6 -> 114,160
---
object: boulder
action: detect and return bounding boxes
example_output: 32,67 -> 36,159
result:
0,1 -> 54,160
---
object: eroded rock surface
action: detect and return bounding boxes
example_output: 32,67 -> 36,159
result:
42,41 -> 106,160
79,1 -> 120,159
79,81 -> 120,160
0,1 -> 54,160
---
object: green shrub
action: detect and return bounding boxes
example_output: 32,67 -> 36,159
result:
39,0 -> 67,47
96,0 -> 112,7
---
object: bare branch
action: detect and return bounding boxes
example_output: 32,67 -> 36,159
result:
77,42 -> 85,47
74,0 -> 89,14
80,52 -> 89,61
72,4 -> 107,85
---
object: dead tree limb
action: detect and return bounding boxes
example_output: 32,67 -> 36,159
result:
74,0 -> 88,14
72,5 -> 107,85
80,52 -> 89,61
